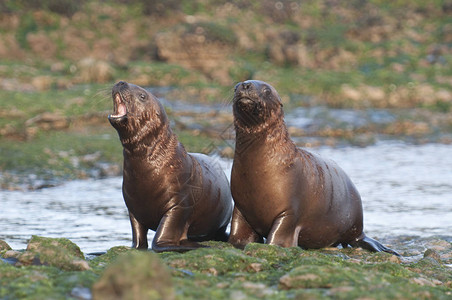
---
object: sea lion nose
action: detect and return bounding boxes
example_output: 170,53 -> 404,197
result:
242,82 -> 252,90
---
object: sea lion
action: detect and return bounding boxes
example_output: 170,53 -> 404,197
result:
228,80 -> 399,256
108,81 -> 233,253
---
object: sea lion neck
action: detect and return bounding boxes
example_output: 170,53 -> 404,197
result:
121,120 -> 178,158
234,112 -> 295,157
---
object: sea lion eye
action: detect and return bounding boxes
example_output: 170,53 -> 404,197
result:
139,93 -> 146,101
263,88 -> 271,96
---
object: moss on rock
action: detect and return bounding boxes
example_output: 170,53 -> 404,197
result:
0,240 -> 12,251
88,246 -> 132,273
17,235 -> 89,271
1,237 -> 451,299
92,251 -> 175,300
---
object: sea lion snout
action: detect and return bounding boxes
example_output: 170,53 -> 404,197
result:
234,81 -> 257,98
112,81 -> 129,97
109,81 -> 131,122
234,81 -> 259,110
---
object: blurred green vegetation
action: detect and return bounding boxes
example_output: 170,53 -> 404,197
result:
0,0 -> 451,187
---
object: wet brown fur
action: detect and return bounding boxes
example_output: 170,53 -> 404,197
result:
109,81 -> 233,253
229,80 -> 399,256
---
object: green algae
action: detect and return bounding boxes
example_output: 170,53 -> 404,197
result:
92,251 -> 175,300
0,263 -> 97,300
0,240 -> 11,252
88,246 -> 132,273
17,236 -> 88,271
1,237 -> 451,299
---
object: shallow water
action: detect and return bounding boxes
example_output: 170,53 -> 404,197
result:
1,142 -> 451,253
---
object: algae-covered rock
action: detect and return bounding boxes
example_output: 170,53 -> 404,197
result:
92,251 -> 174,300
163,246 -> 269,276
89,246 -> 132,273
365,251 -> 402,263
244,243 -> 295,264
424,249 -> 442,264
1,237 -> 451,299
279,260 -> 451,299
279,264 -> 362,290
17,236 -> 89,271
0,240 -> 11,251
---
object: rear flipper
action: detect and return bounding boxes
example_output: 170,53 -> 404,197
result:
349,233 -> 400,257
152,240 -> 208,253
213,224 -> 230,242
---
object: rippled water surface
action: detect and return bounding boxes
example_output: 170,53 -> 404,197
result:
1,142 -> 451,253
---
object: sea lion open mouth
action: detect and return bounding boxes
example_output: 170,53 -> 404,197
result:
109,93 -> 127,120
108,80 -> 233,253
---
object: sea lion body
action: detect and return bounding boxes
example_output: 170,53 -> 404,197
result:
229,80 -> 398,255
109,81 -> 232,252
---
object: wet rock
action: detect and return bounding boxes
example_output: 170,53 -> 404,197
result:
427,239 -> 452,252
163,245 -> 268,276
424,249 -> 442,264
70,287 -> 92,300
76,57 -> 115,83
3,250 -> 20,259
365,252 -> 402,264
419,257 -> 441,266
0,240 -> 12,251
411,277 -> 440,287
88,246 -> 131,271
241,281 -> 274,297
92,251 -> 175,300
25,112 -> 70,131
244,243 -> 293,265
17,236 -> 89,271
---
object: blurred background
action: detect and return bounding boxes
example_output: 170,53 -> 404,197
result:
0,0 -> 451,250
0,0 -> 451,189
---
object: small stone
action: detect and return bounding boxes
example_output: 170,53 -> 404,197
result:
71,259 -> 91,271
412,277 -> 436,287
247,262 -> 263,272
207,267 -> 218,276
3,250 -> 20,259
423,249 -> 442,264
389,255 -> 402,264
70,287 -> 92,300
0,240 -> 12,251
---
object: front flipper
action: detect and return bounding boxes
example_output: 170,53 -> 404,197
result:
129,211 -> 149,249
228,207 -> 263,249
152,206 -> 206,253
350,233 -> 400,256
267,212 -> 299,248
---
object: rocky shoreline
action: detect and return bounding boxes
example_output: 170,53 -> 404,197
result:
1,235 -> 450,299
2,93 -> 452,191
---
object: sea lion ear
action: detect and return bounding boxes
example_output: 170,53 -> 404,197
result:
278,96 -> 283,107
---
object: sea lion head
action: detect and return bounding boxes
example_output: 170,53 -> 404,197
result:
232,80 -> 283,131
108,81 -> 168,146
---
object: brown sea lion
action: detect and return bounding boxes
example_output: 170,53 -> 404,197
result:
228,80 -> 399,256
108,81 -> 233,253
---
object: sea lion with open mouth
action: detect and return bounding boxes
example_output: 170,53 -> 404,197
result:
108,81 -> 233,253
228,80 -> 399,256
